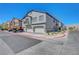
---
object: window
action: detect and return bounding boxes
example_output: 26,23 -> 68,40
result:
24,19 -> 29,24
53,20 -> 55,22
39,15 -> 44,21
32,17 -> 37,22
59,22 -> 62,27
26,25 -> 32,29
15,22 -> 19,26
24,20 -> 27,24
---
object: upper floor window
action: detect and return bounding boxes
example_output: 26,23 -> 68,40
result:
24,20 -> 26,24
32,17 -> 37,22
24,19 -> 29,24
53,20 -> 56,22
39,15 -> 44,21
15,22 -> 19,26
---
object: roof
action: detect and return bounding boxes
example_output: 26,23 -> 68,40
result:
21,10 -> 64,25
21,10 -> 45,20
21,10 -> 60,22
11,18 -> 22,23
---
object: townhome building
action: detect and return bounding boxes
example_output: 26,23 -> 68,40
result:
22,10 -> 64,33
5,22 -> 11,30
10,18 -> 22,30
66,24 -> 79,31
1,21 -> 11,30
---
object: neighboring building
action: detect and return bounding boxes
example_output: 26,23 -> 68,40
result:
5,21 -> 11,30
0,18 -> 23,31
22,10 -> 64,33
0,24 -> 2,29
9,18 -> 22,30
66,24 -> 79,31
1,22 -> 10,30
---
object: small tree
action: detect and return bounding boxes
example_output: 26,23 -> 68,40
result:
68,26 -> 76,31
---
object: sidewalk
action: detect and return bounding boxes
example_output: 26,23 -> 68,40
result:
15,31 -> 68,41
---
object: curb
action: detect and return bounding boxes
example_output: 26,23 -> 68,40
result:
16,32 -> 68,41
2,31 -> 68,41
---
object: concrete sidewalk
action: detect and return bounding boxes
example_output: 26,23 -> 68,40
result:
15,31 -> 68,40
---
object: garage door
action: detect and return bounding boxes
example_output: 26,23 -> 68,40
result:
34,27 -> 45,33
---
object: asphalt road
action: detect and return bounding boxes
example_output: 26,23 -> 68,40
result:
18,31 -> 79,55
61,31 -> 79,55
0,31 -> 41,55
0,31 -> 79,55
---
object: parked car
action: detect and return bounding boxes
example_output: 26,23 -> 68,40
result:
0,28 -> 4,31
12,28 -> 17,33
8,29 -> 12,32
18,27 -> 24,32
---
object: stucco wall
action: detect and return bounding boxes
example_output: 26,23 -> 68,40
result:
28,11 -> 46,24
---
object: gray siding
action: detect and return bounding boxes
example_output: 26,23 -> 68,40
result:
46,14 -> 56,32
46,14 -> 64,32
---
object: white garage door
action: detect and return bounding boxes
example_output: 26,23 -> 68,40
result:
35,27 -> 45,33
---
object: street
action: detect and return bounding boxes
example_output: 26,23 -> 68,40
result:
18,31 -> 79,55
0,31 -> 42,55
61,31 -> 79,55
0,31 -> 79,55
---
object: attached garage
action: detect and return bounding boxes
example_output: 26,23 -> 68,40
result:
34,26 -> 45,33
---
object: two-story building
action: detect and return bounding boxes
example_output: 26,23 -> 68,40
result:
10,18 -> 22,30
1,21 -> 11,30
22,10 -> 64,33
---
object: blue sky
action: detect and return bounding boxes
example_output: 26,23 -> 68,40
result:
0,3 -> 79,25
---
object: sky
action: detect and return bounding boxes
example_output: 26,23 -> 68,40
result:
0,3 -> 79,25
